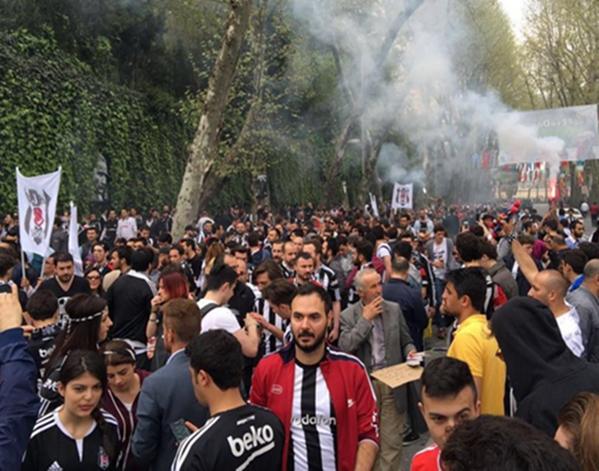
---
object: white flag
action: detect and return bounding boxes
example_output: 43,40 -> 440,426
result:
391,183 -> 413,210
369,193 -> 380,218
16,167 -> 61,256
68,202 -> 83,276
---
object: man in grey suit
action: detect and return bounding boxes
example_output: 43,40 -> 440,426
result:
339,268 -> 416,471
132,298 -> 208,470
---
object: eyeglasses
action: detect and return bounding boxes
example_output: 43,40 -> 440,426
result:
87,275 -> 101,280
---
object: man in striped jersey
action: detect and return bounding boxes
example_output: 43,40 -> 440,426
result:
250,284 -> 379,471
280,241 -> 298,279
171,330 -> 283,471
303,238 -> 342,343
251,260 -> 285,355
251,278 -> 297,356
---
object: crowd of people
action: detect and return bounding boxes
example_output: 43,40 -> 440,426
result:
1,199 -> 599,470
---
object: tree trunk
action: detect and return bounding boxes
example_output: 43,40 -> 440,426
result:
324,0 -> 424,201
172,0 -> 252,239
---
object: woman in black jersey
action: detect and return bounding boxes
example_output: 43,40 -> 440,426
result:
23,350 -> 121,470
39,294 -> 113,416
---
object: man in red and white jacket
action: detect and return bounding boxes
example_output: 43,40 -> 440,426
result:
250,284 -> 379,471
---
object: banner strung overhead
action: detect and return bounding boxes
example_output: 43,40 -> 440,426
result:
497,104 -> 599,165
391,183 -> 413,210
16,167 -> 61,256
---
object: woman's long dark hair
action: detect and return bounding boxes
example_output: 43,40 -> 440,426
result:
47,294 -> 107,370
59,350 -> 119,464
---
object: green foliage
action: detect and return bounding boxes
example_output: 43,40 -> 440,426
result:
0,28 -> 187,214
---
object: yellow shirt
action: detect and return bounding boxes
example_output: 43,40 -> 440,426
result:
447,314 -> 506,415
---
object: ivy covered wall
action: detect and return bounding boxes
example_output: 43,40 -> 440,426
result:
0,29 -> 188,214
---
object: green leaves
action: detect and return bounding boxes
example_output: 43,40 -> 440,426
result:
0,29 -> 187,214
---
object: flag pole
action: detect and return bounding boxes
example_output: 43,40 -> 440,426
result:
20,248 -> 27,281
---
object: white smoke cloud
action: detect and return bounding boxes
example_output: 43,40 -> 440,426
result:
291,0 -> 559,199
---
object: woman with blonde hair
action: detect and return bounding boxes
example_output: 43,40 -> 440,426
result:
555,392 -> 599,471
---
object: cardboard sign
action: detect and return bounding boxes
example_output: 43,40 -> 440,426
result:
370,362 -> 423,389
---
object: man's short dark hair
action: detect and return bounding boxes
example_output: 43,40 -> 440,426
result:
54,252 -> 74,264
205,262 -> 238,292
445,268 -> 487,313
292,283 -> 332,313
543,218 -> 559,231
187,330 -> 243,390
578,241 -> 599,261
522,220 -> 534,233
247,232 -> 261,248
131,249 -> 153,272
391,256 -> 410,274
182,238 -> 196,250
399,231 -> 415,241
456,233 -> 482,263
169,245 -> 184,255
560,249 -> 588,275
441,416 -> 579,471
158,232 -> 173,244
111,246 -> 132,266
479,240 -> 497,261
570,219 -> 583,230
26,289 -> 59,321
92,241 -> 109,252
0,253 -> 16,277
517,233 -> 535,246
371,226 -> 385,241
433,224 -> 445,234
394,241 -> 413,260
303,237 -> 322,255
294,251 -> 313,265
421,357 -> 477,401
263,278 -> 297,306
353,238 -> 373,262
252,260 -> 283,283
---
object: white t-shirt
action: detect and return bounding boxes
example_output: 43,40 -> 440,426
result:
432,239 -> 448,280
556,307 -> 584,357
197,298 -> 240,335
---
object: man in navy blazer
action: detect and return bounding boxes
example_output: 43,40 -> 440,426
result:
132,299 -> 208,470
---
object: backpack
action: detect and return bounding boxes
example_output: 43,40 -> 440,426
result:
372,243 -> 391,276
199,302 -> 220,321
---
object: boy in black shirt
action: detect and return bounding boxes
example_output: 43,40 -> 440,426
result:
24,289 -> 61,382
172,330 -> 283,471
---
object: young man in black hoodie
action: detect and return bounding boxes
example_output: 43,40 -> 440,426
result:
492,296 -> 599,436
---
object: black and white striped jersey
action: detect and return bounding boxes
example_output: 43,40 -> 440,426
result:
313,264 -> 341,303
289,361 -> 337,471
280,262 -> 295,280
171,404 -> 284,471
256,298 -> 288,355
22,409 -> 120,471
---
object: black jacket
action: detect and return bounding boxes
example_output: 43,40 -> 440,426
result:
382,278 -> 428,351
492,297 -> 599,436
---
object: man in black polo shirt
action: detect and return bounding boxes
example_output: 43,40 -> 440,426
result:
106,248 -> 155,367
172,329 -> 283,471
38,252 -> 90,316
